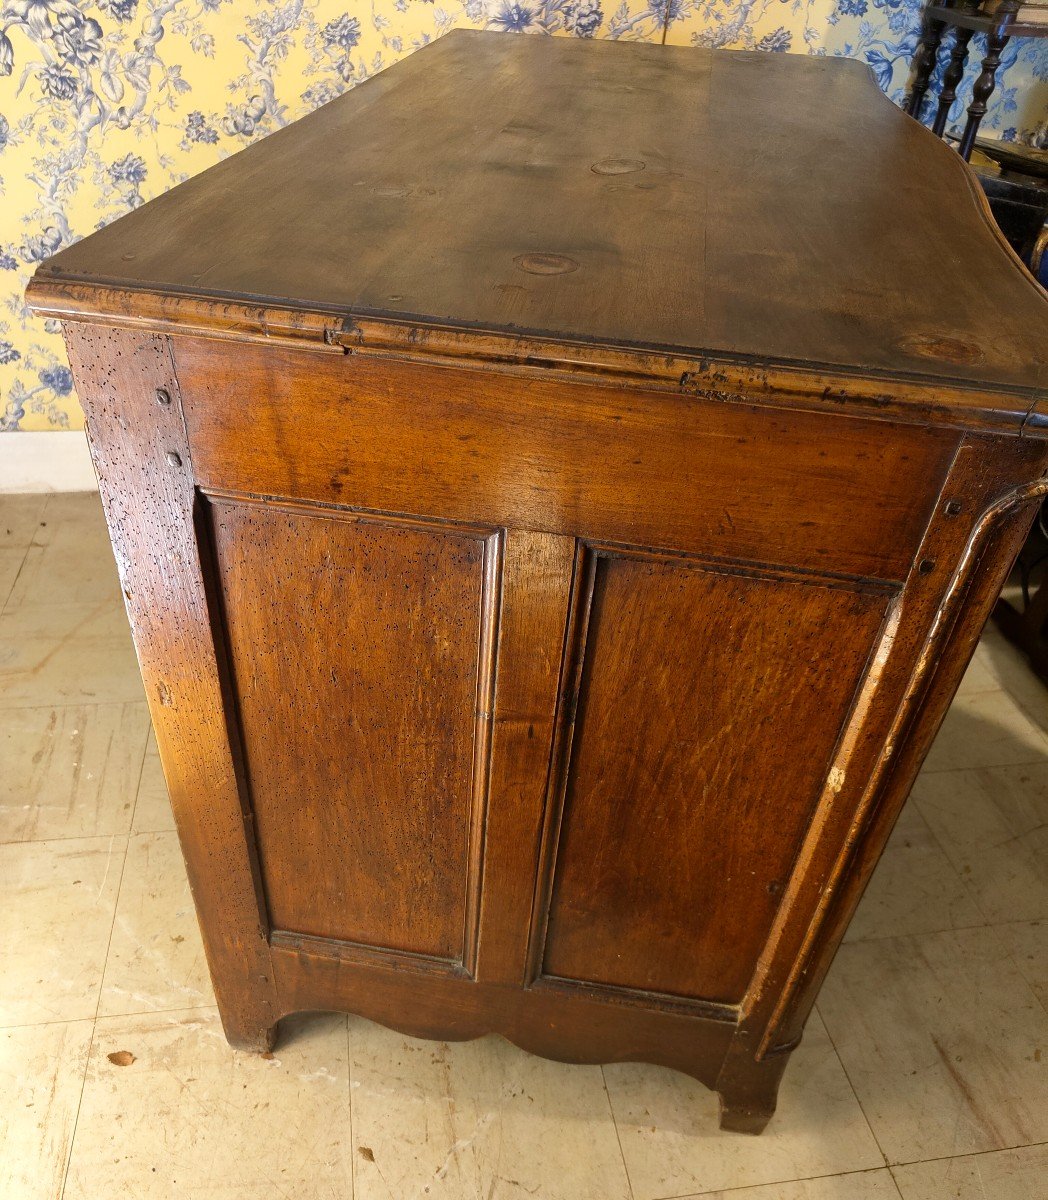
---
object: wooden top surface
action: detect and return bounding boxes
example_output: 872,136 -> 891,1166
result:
29,31 -> 1048,420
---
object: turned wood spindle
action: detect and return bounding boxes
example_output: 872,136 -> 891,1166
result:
958,28 -> 1012,159
905,12 -> 947,118
932,26 -> 975,137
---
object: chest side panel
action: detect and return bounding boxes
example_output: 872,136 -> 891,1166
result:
536,550 -> 894,1005
173,336 -> 962,1005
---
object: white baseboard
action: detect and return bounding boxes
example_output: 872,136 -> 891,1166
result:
0,431 -> 98,493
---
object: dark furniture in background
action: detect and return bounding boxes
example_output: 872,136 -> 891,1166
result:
972,137 -> 1048,267
26,33 -> 1048,1133
995,506 -> 1048,680
906,1 -> 1048,158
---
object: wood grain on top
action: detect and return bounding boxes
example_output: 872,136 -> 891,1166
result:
30,31 -> 1048,396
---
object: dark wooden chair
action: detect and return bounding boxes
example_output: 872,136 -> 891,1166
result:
905,1 -> 1047,159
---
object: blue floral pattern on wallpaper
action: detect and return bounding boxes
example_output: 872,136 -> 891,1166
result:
824,0 -> 1048,141
0,0 -> 1045,430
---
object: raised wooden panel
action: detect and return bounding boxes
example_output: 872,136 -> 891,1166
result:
535,548 -> 895,1006
205,495 -> 499,967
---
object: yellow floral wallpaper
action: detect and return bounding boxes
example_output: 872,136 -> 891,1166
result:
1,0 -> 1045,431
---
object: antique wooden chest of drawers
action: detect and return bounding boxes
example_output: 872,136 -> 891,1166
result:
28,31 -> 1048,1132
